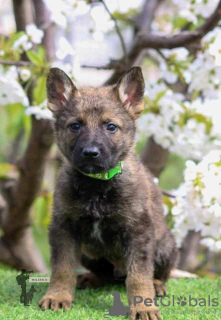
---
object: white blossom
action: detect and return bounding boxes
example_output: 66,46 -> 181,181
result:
26,24 -> 44,44
19,68 -> 31,82
179,9 -> 197,24
206,29 -> 221,66
0,66 -> 29,106
201,238 -> 221,252
162,48 -> 189,61
160,61 -> 178,84
168,151 -> 221,251
43,0 -> 90,28
172,0 -> 219,22
13,34 -> 32,51
51,59 -> 81,80
13,25 -> 44,51
56,37 -> 75,60
92,31 -> 105,43
90,6 -> 115,33
138,80 -> 221,160
188,51 -> 221,98
193,0 -> 219,19
26,100 -> 53,120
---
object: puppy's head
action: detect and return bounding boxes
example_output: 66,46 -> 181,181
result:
47,67 -> 145,174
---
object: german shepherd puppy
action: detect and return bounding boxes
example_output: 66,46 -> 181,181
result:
39,67 -> 177,320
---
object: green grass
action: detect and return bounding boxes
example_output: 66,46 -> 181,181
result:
0,269 -> 220,320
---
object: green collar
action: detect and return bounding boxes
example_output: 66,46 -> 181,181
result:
78,161 -> 123,180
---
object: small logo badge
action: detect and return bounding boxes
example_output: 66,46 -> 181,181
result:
16,269 -> 37,306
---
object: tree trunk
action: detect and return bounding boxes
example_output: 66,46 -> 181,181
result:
141,136 -> 169,177
0,0 -> 54,272
12,0 -> 33,31
178,231 -> 201,271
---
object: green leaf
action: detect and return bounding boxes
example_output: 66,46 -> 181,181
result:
33,192 -> 52,227
26,50 -> 43,66
193,113 -> 213,134
33,76 -> 47,105
154,89 -> 167,104
173,16 -> 189,30
9,31 -> 25,46
37,46 -> 46,62
191,90 -> 200,101
178,113 -> 188,127
172,63 -> 186,84
4,103 -> 26,138
23,113 -> 31,144
0,163 -> 17,179
163,195 -> 174,209
112,9 -> 138,25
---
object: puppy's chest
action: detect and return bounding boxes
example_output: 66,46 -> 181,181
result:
73,215 -> 126,246
81,218 -> 129,260
73,187 -> 122,218
68,185 -> 130,255
90,220 -> 104,243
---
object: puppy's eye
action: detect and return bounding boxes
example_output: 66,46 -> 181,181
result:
106,123 -> 118,133
69,122 -> 81,131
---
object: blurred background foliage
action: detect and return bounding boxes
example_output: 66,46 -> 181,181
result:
0,0 -> 221,277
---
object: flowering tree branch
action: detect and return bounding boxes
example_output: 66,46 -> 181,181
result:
105,0 -> 163,85
99,0 -> 127,61
81,63 -> 117,70
80,0 -> 221,75
104,0 -> 221,178
138,0 -> 221,49
0,60 -> 118,70
0,60 -> 32,67
96,0 -> 221,79
124,0 -> 221,72
135,0 -> 163,33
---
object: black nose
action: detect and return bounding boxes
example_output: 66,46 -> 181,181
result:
82,147 -> 100,159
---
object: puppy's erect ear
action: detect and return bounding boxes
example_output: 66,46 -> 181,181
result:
47,68 -> 78,112
116,67 -> 145,119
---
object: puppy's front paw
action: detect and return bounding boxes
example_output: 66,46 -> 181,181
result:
39,291 -> 72,311
129,306 -> 161,320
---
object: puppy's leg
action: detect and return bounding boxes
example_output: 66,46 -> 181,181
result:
126,240 -> 161,320
154,231 -> 178,297
39,220 -> 79,311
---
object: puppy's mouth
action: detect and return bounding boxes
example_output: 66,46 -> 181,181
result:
72,152 -> 116,174
76,163 -> 106,174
